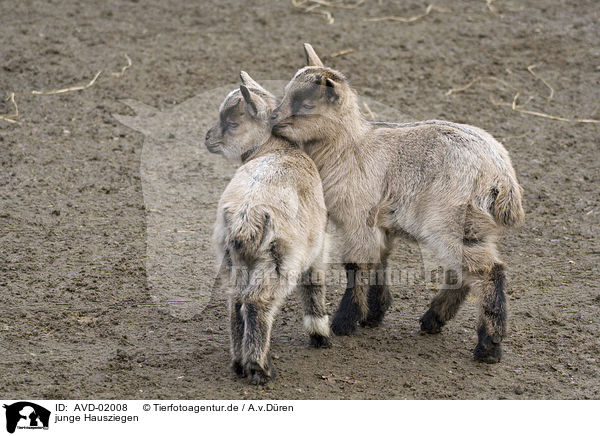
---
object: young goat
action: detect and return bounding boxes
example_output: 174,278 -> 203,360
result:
205,72 -> 331,384
271,44 -> 524,363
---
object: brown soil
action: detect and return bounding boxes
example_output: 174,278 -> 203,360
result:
1,0 -> 599,399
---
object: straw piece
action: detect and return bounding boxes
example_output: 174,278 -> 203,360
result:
366,4 -> 449,23
32,70 -> 103,95
492,92 -> 600,123
111,54 -> 132,78
0,93 -> 20,124
308,0 -> 364,8
331,48 -> 354,58
527,64 -> 554,100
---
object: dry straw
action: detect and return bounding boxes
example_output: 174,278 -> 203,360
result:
31,70 -> 103,95
111,54 -> 132,78
0,93 -> 19,124
330,48 -> 354,58
291,0 -> 364,24
306,0 -> 364,8
366,4 -> 449,23
446,67 -> 600,124
527,63 -> 554,100
1,54 -> 132,125
492,92 -> 600,123
445,76 -> 519,96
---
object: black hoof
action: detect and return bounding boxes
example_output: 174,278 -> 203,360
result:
231,360 -> 246,378
473,343 -> 502,363
309,334 -> 332,348
248,366 -> 276,385
360,306 -> 388,328
419,308 -> 445,334
361,301 -> 390,328
473,330 -> 503,363
360,318 -> 382,328
331,313 -> 357,336
246,358 -> 276,385
249,368 -> 273,385
361,286 -> 392,328
332,266 -> 363,336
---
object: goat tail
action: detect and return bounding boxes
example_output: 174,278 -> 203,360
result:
490,177 -> 525,227
225,204 -> 274,261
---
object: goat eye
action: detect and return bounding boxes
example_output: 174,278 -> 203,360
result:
302,103 -> 315,110
227,121 -> 238,129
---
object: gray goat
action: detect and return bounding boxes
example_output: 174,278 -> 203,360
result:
205,72 -> 331,384
271,44 -> 524,363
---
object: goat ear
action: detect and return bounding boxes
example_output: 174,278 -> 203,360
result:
239,71 -> 267,93
304,43 -> 324,67
324,77 -> 339,103
240,85 -> 259,118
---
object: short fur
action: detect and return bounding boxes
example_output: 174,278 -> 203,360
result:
206,72 -> 330,384
271,44 -> 524,363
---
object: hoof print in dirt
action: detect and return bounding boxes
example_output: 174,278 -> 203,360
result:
309,334 -> 332,349
419,309 -> 445,334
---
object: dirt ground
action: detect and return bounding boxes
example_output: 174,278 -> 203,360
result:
1,0 -> 599,400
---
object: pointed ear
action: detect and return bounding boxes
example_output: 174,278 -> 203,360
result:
324,78 -> 339,103
240,85 -> 259,118
304,43 -> 324,67
239,71 -> 267,93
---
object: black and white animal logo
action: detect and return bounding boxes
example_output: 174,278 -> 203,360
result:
3,402 -> 50,434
